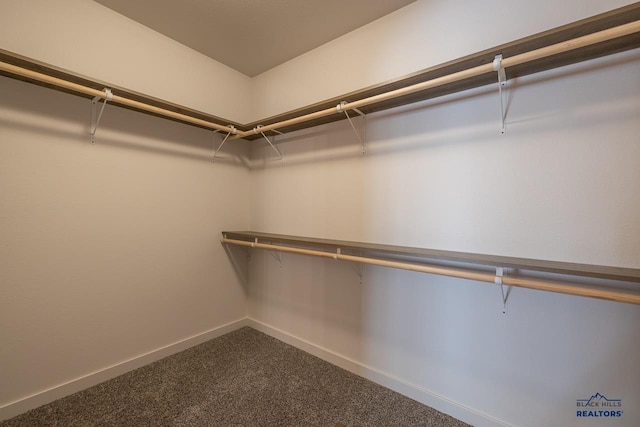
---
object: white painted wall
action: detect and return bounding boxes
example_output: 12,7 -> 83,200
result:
0,0 -> 252,123
247,48 -> 640,426
249,0 -> 636,120
0,76 -> 250,416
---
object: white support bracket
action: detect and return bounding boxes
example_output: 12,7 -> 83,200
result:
352,260 -> 364,285
352,107 -> 366,118
269,248 -> 282,265
492,54 -> 507,135
337,101 -> 366,155
212,126 -> 236,162
90,88 -> 113,143
254,125 -> 283,162
495,267 -> 510,314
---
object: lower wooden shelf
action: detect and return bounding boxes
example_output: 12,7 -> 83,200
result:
221,231 -> 640,306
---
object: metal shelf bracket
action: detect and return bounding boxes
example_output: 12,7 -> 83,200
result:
269,248 -> 282,265
493,55 -> 507,135
90,88 -> 113,143
254,125 -> 283,162
353,261 -> 364,285
495,267 -> 510,314
337,101 -> 366,154
212,126 -> 236,162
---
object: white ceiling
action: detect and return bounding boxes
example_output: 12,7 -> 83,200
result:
94,0 -> 416,77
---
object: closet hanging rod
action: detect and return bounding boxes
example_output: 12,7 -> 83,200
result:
0,17 -> 638,140
230,19 -> 640,140
221,236 -> 640,305
0,61 -> 237,135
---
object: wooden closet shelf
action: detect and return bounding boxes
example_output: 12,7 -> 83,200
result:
222,231 -> 640,305
222,231 -> 640,283
1,3 -> 639,141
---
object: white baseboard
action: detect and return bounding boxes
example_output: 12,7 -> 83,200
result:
246,318 -> 509,427
0,318 -> 248,422
2,317 -> 508,426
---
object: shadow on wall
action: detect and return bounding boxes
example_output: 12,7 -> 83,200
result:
247,249 -> 366,360
223,243 -> 250,293
567,316 -> 640,422
247,86 -> 497,170
0,76 -> 250,167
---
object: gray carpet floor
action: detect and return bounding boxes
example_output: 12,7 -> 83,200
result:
1,327 -> 470,426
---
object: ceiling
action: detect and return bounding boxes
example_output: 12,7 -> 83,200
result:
94,0 -> 416,77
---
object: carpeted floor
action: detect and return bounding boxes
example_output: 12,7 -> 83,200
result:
1,327 -> 470,426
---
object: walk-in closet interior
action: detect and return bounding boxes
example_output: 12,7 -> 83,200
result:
1,1 -> 639,426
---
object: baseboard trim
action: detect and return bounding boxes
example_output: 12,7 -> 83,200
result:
2,317 -> 509,426
0,317 -> 249,422
246,318 -> 509,427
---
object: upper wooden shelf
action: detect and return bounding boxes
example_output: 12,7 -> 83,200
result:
223,231 -> 640,284
1,3 -> 639,140
0,49 -> 245,132
242,3 -> 640,140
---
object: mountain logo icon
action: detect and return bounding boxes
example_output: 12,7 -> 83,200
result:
577,392 -> 622,407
